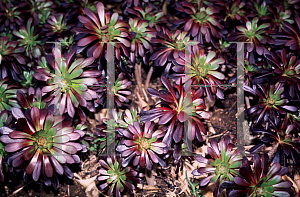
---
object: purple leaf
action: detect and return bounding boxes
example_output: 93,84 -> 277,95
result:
32,150 -> 42,181
234,176 -> 251,187
199,175 -> 214,186
267,163 -> 281,179
158,110 -> 176,124
50,156 -> 64,175
5,141 -> 31,152
43,155 -> 53,178
26,149 -> 40,175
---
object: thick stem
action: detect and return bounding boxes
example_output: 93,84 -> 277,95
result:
134,62 -> 143,94
9,180 -> 33,197
145,66 -> 153,90
268,142 -> 279,159
145,164 -> 156,186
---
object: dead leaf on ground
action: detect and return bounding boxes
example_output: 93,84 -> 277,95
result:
292,172 -> 300,193
283,174 -> 298,193
74,173 -> 99,197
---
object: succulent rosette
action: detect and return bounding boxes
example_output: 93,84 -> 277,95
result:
141,76 -> 211,152
276,17 -> 300,53
258,48 -> 300,99
0,107 -> 85,189
267,5 -> 293,31
229,17 -> 275,56
0,78 -> 20,111
286,111 -> 300,133
150,28 -> 196,67
116,121 -> 167,170
16,87 -> 48,110
24,0 -> 54,25
250,118 -> 300,169
0,2 -> 24,31
174,1 -> 223,43
13,18 -> 42,59
164,142 -> 194,174
171,45 -> 226,100
94,73 -> 131,108
33,49 -> 100,118
126,6 -> 168,31
218,0 -> 246,26
98,156 -> 142,197
192,135 -> 243,197
244,83 -> 297,127
128,18 -> 156,64
214,38 -> 231,64
0,110 -> 12,182
43,13 -> 73,40
221,154 -> 292,197
101,106 -> 139,130
0,36 -> 26,80
74,2 -> 130,61
93,107 -> 139,155
247,0 -> 270,19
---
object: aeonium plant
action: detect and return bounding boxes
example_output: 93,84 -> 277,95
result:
192,135 -> 243,197
0,36 -> 26,80
0,107 -> 85,189
141,76 -> 210,152
33,48 -> 100,119
262,48 -> 300,99
74,2 -> 130,61
116,121 -> 167,170
126,6 -> 168,31
0,110 -> 12,182
0,78 -> 21,112
174,1 -> 224,43
93,107 -> 139,155
221,154 -> 292,197
13,18 -> 42,59
171,45 -> 226,100
16,87 -> 47,110
128,18 -> 156,64
98,156 -> 143,197
43,13 -> 73,41
24,0 -> 54,25
93,73 -> 132,108
244,83 -> 297,127
150,28 -> 196,68
276,17 -> 300,53
250,118 -> 300,170
229,17 -> 275,57
217,0 -> 246,26
0,2 -> 24,31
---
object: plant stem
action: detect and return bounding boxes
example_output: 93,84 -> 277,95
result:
9,180 -> 33,197
145,164 -> 156,186
268,142 -> 279,159
145,66 -> 153,90
135,62 -> 143,94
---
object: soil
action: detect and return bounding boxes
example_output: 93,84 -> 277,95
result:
208,87 -> 237,143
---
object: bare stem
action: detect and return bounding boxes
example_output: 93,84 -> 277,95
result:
145,164 -> 156,186
135,62 -> 143,94
145,66 -> 153,90
268,143 -> 279,159
245,96 -> 251,109
9,180 -> 33,197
